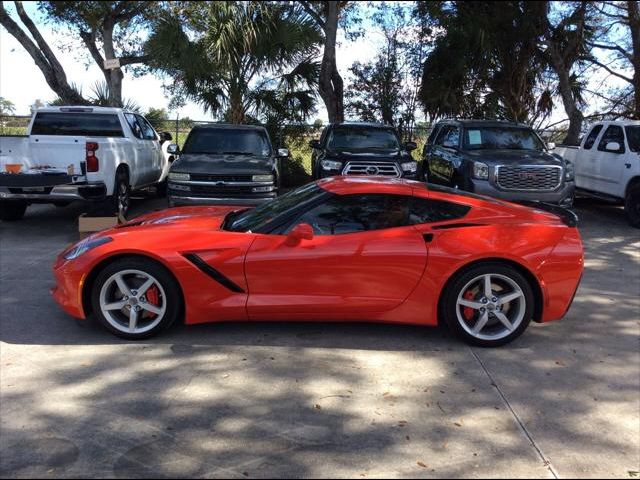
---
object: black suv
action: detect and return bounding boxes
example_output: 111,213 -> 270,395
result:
167,124 -> 288,206
422,119 -> 575,206
310,122 -> 418,180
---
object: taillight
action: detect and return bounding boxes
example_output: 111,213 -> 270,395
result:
86,142 -> 99,172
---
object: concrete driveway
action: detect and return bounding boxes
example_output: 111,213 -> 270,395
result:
1,195 -> 638,478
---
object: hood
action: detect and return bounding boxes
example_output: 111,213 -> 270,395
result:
111,205 -> 243,233
171,153 -> 275,175
465,149 -> 562,166
325,148 -> 411,163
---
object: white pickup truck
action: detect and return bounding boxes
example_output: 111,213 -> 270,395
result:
556,120 -> 640,228
0,106 -> 169,221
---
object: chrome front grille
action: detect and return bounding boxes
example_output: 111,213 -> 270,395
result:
496,165 -> 562,191
342,161 -> 401,177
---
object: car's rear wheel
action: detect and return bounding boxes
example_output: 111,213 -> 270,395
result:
91,257 -> 181,340
0,200 -> 27,221
442,263 -> 534,347
625,183 -> 640,228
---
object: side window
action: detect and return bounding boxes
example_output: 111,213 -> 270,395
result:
435,126 -> 459,148
597,125 -> 625,154
426,125 -> 441,145
135,114 -> 157,140
583,125 -> 603,150
408,198 -> 471,224
125,113 -> 143,139
434,126 -> 450,146
290,194 -> 410,235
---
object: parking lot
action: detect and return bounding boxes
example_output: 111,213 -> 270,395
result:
0,195 -> 639,478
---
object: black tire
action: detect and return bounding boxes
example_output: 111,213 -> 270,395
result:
90,257 -> 181,340
102,169 -> 130,217
624,183 -> 640,228
441,262 -> 535,347
155,178 -> 168,198
0,200 -> 27,221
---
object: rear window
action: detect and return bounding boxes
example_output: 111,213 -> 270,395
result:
182,128 -> 271,156
625,126 -> 640,152
31,112 -> 124,137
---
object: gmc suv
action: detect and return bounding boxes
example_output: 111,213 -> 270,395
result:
310,122 -> 418,180
422,119 -> 575,207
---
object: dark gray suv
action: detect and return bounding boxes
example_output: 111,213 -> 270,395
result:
422,119 -> 575,207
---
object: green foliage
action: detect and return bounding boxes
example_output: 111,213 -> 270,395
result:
416,1 -> 552,123
0,97 -> 16,116
146,1 -> 322,124
144,107 -> 169,128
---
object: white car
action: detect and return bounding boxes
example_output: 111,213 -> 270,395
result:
0,106 -> 169,220
556,120 -> 640,227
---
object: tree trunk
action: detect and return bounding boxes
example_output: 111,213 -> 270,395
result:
228,87 -> 245,124
318,1 -> 344,123
554,56 -> 584,145
0,1 -> 85,104
629,0 -> 640,118
101,21 -> 124,107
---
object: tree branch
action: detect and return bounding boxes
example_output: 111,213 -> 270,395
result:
588,41 -> 633,61
589,57 -> 633,84
79,30 -> 106,71
299,1 -> 326,30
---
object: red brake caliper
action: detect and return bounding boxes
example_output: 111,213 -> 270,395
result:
143,285 -> 160,319
463,290 -> 476,321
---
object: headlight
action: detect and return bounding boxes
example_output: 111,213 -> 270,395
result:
564,161 -> 574,181
168,172 -> 190,181
252,174 -> 274,182
321,160 -> 342,170
472,161 -> 489,180
401,161 -> 417,173
63,236 -> 112,261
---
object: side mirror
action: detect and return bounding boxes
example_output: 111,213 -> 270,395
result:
309,139 -> 321,149
285,223 -> 314,246
546,142 -> 556,150
277,148 -> 289,158
605,142 -> 621,152
167,143 -> 180,155
404,141 -> 417,151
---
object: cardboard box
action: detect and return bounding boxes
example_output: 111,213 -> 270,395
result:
78,214 -> 120,239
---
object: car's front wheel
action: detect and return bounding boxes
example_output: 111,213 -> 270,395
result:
441,263 -> 534,347
625,183 -> 640,228
91,257 -> 181,340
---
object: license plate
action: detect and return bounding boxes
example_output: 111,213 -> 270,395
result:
22,187 -> 46,192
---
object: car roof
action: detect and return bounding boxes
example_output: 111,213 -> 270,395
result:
329,122 -> 395,129
435,118 -> 531,128
34,106 -> 126,114
191,123 -> 267,131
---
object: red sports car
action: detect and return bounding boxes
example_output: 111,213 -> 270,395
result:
52,177 -> 584,347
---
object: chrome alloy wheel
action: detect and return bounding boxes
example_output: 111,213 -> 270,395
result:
455,273 -> 526,341
99,269 -> 167,335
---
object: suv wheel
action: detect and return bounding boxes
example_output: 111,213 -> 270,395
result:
0,200 -> 27,221
625,183 -> 640,228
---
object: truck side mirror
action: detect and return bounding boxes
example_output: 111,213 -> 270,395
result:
404,141 -> 417,151
277,148 -> 289,158
605,142 -> 621,152
309,139 -> 321,149
167,144 -> 180,155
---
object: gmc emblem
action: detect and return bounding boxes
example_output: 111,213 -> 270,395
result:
518,172 -> 540,181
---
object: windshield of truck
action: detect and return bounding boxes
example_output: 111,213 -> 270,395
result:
182,128 -> 271,156
224,182 -> 326,232
327,127 -> 400,150
31,113 -> 124,137
625,126 -> 640,152
463,127 -> 545,151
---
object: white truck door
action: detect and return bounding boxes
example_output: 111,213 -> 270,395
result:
592,124 -> 628,196
575,123 -> 603,190
123,113 -> 151,187
135,114 -> 164,184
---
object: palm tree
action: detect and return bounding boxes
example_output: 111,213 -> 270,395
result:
146,1 -> 321,124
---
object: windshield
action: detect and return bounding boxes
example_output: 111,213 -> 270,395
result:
224,182 -> 326,232
625,126 -> 640,152
463,127 -> 545,151
182,128 -> 271,156
327,127 -> 400,150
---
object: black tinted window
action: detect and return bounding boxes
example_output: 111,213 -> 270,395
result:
462,127 -> 543,150
426,125 -> 441,144
583,125 -> 603,150
327,127 -> 400,150
125,113 -> 143,139
135,114 -> 157,140
31,112 -> 123,137
409,198 -> 470,224
291,194 -> 410,235
625,126 -> 640,152
183,128 -> 271,156
597,126 -> 625,153
435,126 -> 460,148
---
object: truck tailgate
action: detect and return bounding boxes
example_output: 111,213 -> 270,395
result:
28,135 -> 85,175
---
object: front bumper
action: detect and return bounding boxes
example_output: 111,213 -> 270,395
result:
470,179 -> 575,206
51,256 -> 86,319
168,194 -> 276,207
167,178 -> 277,207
